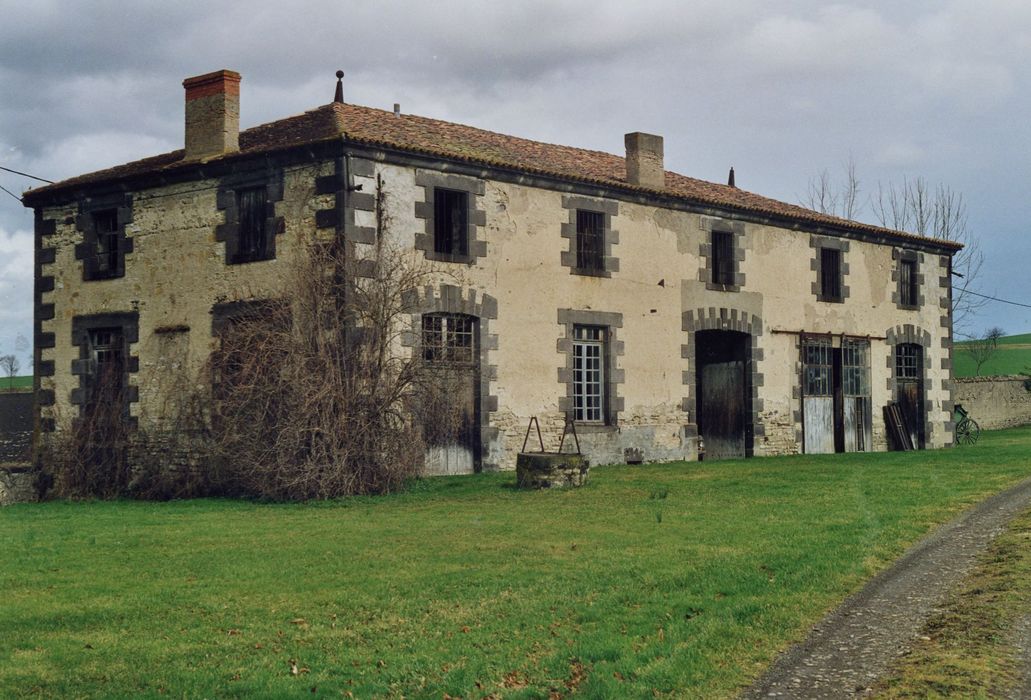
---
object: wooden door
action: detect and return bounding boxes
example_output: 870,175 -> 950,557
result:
895,343 -> 925,449
841,338 -> 871,452
421,313 -> 480,475
424,368 -> 478,475
802,336 -> 834,454
696,331 -> 748,460
804,336 -> 871,454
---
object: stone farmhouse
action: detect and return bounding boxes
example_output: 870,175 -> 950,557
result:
23,70 -> 961,475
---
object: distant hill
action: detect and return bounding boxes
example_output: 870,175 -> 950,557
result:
954,333 -> 1031,378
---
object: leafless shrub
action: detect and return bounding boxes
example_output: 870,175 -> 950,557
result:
40,364 -> 132,499
207,233 -> 460,500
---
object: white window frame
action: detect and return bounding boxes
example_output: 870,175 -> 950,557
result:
572,325 -> 606,423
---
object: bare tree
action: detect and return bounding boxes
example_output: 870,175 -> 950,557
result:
0,354 -> 19,389
802,155 -> 862,220
872,178 -> 985,331
802,161 -> 985,334
964,326 -> 1005,377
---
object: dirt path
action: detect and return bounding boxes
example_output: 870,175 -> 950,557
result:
742,476 -> 1031,699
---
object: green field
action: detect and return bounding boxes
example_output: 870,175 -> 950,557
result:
3,429 -> 1031,698
954,333 -> 1031,378
0,375 -> 31,391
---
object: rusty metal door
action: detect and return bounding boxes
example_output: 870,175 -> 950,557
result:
896,343 -> 925,449
696,330 -> 748,460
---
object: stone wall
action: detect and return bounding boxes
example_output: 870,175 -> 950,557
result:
955,377 -> 1031,430
0,391 -> 33,463
0,466 -> 36,505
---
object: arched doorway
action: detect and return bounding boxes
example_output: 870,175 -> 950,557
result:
695,330 -> 751,460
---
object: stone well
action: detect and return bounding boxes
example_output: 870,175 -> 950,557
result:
515,452 -> 590,489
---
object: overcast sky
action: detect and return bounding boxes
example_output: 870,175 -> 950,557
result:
2,0 -> 1029,367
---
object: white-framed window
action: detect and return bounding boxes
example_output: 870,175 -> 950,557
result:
572,325 -> 606,422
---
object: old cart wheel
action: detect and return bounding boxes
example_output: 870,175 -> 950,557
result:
957,418 -> 981,445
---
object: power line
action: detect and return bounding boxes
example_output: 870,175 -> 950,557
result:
956,286 -> 1031,310
0,165 -> 53,184
0,183 -> 23,204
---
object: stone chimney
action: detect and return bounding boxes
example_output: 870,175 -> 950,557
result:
624,132 -> 664,189
182,70 -> 241,160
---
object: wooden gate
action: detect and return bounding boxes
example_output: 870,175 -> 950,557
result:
895,343 -> 925,449
696,330 -> 748,460
421,313 -> 480,475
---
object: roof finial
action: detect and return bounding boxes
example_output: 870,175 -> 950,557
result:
334,70 -> 344,104
728,166 -> 735,188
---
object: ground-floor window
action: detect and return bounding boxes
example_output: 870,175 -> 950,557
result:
572,325 -> 606,423
86,328 -> 125,406
422,313 -> 475,365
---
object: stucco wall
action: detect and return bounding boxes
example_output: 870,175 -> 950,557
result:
955,377 -> 1031,430
35,147 -> 957,474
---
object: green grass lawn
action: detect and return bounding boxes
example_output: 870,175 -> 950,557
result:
3,429 -> 1031,698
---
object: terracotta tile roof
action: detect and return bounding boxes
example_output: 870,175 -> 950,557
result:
24,102 -> 960,250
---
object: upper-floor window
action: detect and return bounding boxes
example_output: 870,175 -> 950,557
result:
560,195 -> 618,277
90,209 -> 121,279
433,188 -> 469,258
575,210 -> 605,273
77,198 -> 132,282
899,258 -> 918,307
819,247 -> 843,302
711,229 -> 734,286
233,186 -> 271,264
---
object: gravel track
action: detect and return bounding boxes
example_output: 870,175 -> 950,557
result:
742,476 -> 1031,699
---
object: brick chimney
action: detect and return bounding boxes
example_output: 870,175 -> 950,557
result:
182,70 -> 241,160
625,132 -> 664,189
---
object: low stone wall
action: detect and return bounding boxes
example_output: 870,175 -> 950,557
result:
0,465 -> 36,505
955,376 -> 1031,430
